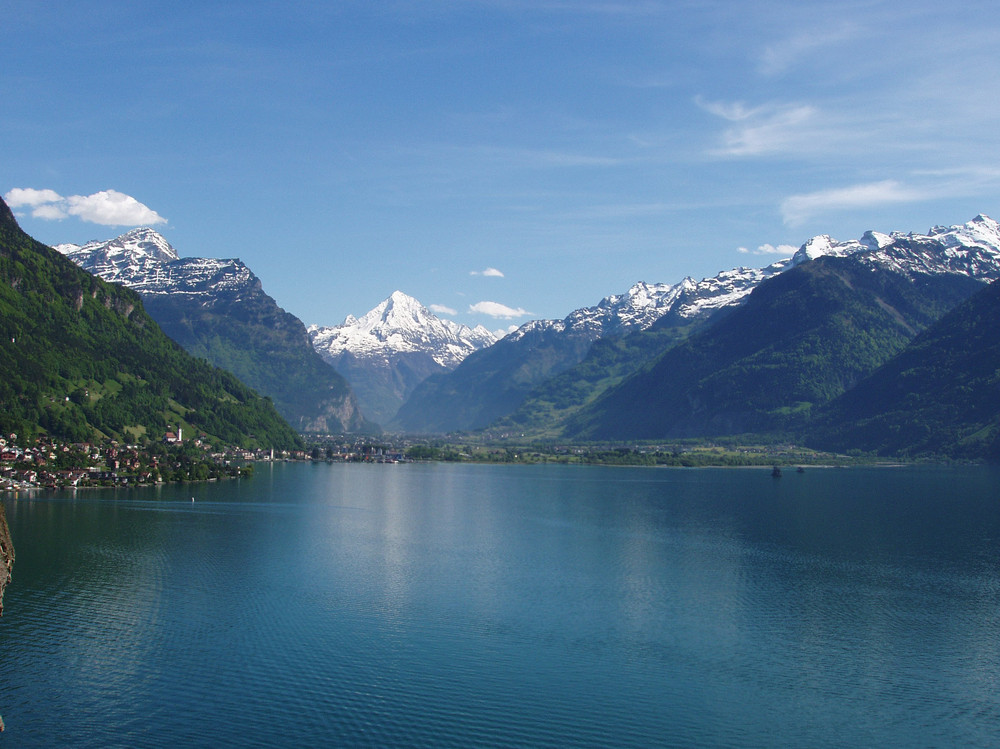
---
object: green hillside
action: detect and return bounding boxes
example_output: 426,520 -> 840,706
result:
494,316 -> 701,437
0,198 -> 301,449
392,322 -> 597,433
142,285 -> 368,434
808,279 -> 1000,460
566,256 -> 983,441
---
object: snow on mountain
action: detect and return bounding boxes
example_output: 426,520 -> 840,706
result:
855,214 -> 1000,280
54,227 -> 256,299
506,214 -> 1000,346
308,291 -> 499,425
309,291 -> 497,369
504,262 -> 793,345
54,226 -> 179,266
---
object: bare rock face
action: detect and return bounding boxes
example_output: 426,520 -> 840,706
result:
0,503 -> 12,617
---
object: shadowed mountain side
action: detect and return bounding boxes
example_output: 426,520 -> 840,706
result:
492,315 -> 706,437
318,348 -> 451,427
808,279 -> 1000,460
142,293 -> 369,434
564,256 -> 985,441
391,321 -> 597,433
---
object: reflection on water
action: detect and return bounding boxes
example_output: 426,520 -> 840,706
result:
2,463 -> 1000,747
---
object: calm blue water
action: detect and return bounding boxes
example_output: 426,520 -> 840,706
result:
2,462 -> 1000,747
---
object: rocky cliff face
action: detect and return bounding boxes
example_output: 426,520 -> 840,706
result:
0,503 -> 13,617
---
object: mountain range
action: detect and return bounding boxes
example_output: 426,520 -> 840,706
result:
565,252 -> 983,440
0,197 -> 300,449
38,205 -> 1000,461
391,237 -> 867,434
396,215 -> 1000,450
309,291 -> 496,425
56,229 -> 367,433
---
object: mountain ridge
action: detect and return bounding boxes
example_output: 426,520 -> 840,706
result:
56,229 -> 367,434
564,254 -> 986,440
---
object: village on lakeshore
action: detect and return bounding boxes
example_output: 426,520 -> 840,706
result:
0,423 -> 860,492
0,430 -> 409,492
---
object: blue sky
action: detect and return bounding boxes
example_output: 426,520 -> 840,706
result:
5,1 -> 1000,330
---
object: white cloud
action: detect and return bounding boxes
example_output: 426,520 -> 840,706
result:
429,303 -> 457,316
469,301 -> 532,319
737,243 -> 797,256
4,187 -> 64,208
694,97 -> 764,122
470,267 -> 505,277
32,203 -> 70,220
697,96 -> 880,161
3,187 -> 167,226
781,179 -> 928,225
493,324 -> 520,338
65,190 -> 167,226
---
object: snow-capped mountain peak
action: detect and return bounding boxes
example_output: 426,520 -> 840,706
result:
309,291 -> 497,369
859,230 -> 895,251
54,228 -> 257,300
308,291 -> 499,424
790,234 -> 852,265
504,214 -> 1000,348
353,290 -> 438,339
56,227 -> 179,266
929,213 -> 1000,249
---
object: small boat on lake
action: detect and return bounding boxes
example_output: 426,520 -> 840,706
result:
771,466 -> 782,478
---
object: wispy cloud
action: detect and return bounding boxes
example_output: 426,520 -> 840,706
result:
469,300 -> 532,319
694,97 -> 765,122
737,243 -> 796,256
470,267 -> 505,277
757,24 -> 859,77
697,98 -> 821,157
4,188 -> 167,226
429,303 -> 457,316
781,179 -> 929,226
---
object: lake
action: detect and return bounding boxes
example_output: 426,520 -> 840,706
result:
2,462 -> 999,747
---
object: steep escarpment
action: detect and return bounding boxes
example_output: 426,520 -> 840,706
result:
0,502 -> 12,617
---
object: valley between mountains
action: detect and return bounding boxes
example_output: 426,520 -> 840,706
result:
39,204 -> 1000,461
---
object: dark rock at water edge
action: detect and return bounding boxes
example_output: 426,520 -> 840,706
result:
0,502 -> 12,617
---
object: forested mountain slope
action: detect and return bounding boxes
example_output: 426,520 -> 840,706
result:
0,197 -> 300,449
808,279 -> 1000,460
565,256 -> 983,440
